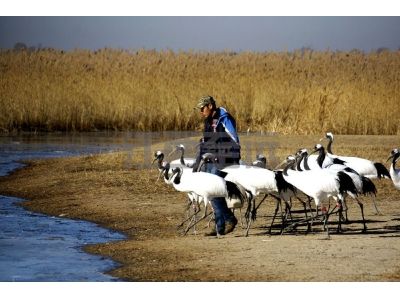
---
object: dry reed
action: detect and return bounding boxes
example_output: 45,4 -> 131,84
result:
1,48 -> 399,134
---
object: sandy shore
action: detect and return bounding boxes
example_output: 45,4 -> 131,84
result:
1,135 -> 400,281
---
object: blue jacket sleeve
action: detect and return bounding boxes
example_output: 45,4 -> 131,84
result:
221,116 -> 240,144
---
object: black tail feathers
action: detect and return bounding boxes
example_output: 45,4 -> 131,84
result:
374,162 -> 391,179
226,180 -> 247,205
361,176 -> 377,196
337,171 -> 358,196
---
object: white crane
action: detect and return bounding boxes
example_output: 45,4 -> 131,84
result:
168,165 -> 247,237
153,150 -> 205,234
218,163 -> 277,236
323,132 -> 391,179
212,155 -> 306,236
387,149 -> 400,190
312,144 -> 378,232
249,153 -> 310,233
282,155 -> 358,238
168,144 -> 196,168
155,151 -> 248,235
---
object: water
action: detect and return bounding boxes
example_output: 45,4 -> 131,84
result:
0,131 -> 197,282
0,196 -> 124,281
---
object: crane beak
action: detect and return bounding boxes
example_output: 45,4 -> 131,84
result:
151,157 -> 158,165
167,148 -> 177,157
387,154 -> 395,162
197,160 -> 205,172
274,159 -> 286,170
319,136 -> 328,142
309,148 -> 318,156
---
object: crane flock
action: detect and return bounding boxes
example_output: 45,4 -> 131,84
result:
152,133 -> 398,238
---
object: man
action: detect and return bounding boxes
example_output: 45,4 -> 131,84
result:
194,95 -> 241,237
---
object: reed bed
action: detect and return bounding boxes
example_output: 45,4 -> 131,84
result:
0,48 -> 399,134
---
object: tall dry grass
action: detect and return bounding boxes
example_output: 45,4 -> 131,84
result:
1,48 -> 399,134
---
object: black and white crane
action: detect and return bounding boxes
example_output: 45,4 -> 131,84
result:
155,151 -> 248,236
282,155 -> 358,238
153,150 -> 205,233
387,148 -> 400,190
312,144 -> 378,232
167,164 -> 247,237
323,132 -> 391,179
217,156 -> 304,236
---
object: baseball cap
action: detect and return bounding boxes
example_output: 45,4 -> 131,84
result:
195,95 -> 215,109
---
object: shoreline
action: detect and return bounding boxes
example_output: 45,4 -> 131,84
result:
1,136 -> 400,281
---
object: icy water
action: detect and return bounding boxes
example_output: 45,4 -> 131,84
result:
0,131 -> 195,282
0,196 -> 125,281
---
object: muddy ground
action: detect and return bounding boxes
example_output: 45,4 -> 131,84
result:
0,135 -> 399,281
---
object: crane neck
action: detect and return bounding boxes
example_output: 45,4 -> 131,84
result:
156,155 -> 164,171
163,163 -> 170,181
392,154 -> 400,171
283,160 -> 296,176
303,153 -> 311,170
316,147 -> 325,168
327,137 -> 333,154
173,168 -> 182,185
296,155 -> 303,171
179,148 -> 185,165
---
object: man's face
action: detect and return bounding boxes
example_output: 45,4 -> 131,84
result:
199,104 -> 213,118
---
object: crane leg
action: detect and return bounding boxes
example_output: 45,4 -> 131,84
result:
245,217 -> 252,237
253,194 -> 268,219
297,197 -> 311,233
233,208 -> 245,229
244,194 -> 253,221
356,198 -> 367,233
177,205 -> 201,228
281,201 -> 292,235
244,194 -> 256,237
183,210 -> 213,235
336,200 -> 344,233
268,197 -> 280,235
239,208 -> 244,228
322,208 -> 331,240
191,202 -> 198,234
307,196 -> 314,218
371,196 -> 381,215
342,198 -> 350,223
285,200 -> 293,221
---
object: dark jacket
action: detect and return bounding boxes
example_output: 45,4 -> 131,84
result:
198,107 -> 241,168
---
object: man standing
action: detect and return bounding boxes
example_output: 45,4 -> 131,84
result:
195,95 -> 241,236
